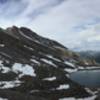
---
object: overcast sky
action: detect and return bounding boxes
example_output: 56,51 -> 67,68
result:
0,0 -> 100,51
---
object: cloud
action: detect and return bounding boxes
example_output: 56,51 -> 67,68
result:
0,0 -> 100,50
71,23 -> 100,51
0,0 -> 65,27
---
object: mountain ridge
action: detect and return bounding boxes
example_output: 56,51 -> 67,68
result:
0,26 -> 99,100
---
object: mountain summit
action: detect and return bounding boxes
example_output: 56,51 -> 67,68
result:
0,26 -> 98,100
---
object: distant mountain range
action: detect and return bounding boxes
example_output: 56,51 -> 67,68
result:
0,26 -> 99,100
79,50 -> 100,64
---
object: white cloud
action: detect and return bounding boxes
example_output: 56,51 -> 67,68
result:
0,0 -> 100,50
72,23 -> 100,51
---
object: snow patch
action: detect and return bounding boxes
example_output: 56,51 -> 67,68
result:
0,44 -> 5,47
30,59 -> 40,64
41,59 -> 57,67
85,88 -> 98,95
0,66 -> 10,73
59,98 -> 76,100
0,61 -> 10,73
24,45 -> 34,51
64,61 -> 75,68
64,68 -> 77,73
12,63 -> 36,77
43,77 -> 56,81
46,55 -> 61,62
0,97 -> 8,100
56,84 -> 69,90
78,66 -> 84,70
59,95 -> 97,100
0,80 -> 21,89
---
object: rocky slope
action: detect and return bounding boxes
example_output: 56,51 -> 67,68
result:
0,26 -> 99,100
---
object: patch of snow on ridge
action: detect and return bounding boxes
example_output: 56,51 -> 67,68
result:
43,77 -> 56,81
0,44 -> 5,47
12,63 -> 36,77
41,59 -> 57,67
0,66 -> 10,73
46,55 -> 61,62
64,61 -> 75,68
0,61 -> 10,73
59,98 -> 76,100
0,97 -> 8,100
56,84 -> 69,90
0,80 -> 21,89
30,59 -> 40,64
59,95 -> 97,100
64,68 -> 77,73
78,95 -> 97,100
85,88 -> 98,95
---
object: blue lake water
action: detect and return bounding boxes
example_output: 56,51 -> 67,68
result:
70,70 -> 100,87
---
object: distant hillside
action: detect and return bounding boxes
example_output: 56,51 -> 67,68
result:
79,50 -> 100,64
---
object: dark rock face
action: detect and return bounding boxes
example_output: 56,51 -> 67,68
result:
0,26 -> 97,100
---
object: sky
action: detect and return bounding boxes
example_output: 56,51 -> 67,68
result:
0,0 -> 100,51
